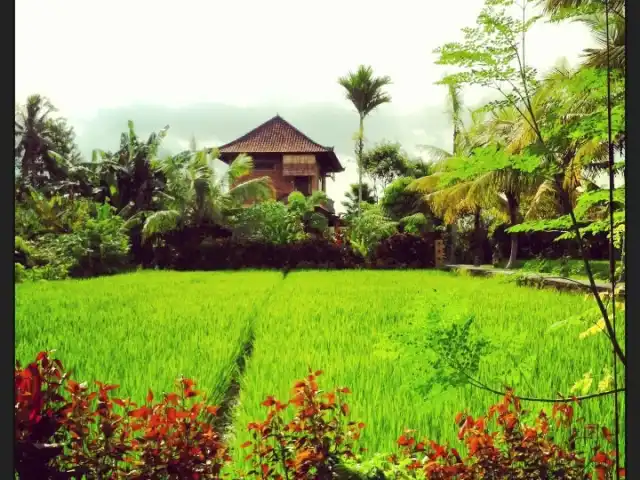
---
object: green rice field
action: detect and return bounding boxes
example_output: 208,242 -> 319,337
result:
15,270 -> 625,463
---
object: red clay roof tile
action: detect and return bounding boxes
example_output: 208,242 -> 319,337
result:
218,115 -> 333,153
218,115 -> 343,172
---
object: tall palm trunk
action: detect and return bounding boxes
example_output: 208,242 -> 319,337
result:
448,223 -> 458,264
505,192 -> 519,269
357,115 -> 364,214
449,124 -> 460,264
473,207 -> 482,266
555,177 -> 572,215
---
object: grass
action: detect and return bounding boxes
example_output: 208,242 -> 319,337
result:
15,270 -> 282,405
15,269 -> 625,465
232,270 -> 624,461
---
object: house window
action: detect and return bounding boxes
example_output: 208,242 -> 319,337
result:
283,154 -> 316,176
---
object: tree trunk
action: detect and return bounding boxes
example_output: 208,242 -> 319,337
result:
505,192 -> 519,269
357,115 -> 364,214
448,223 -> 457,264
554,172 -> 573,215
473,207 -> 482,266
618,232 -> 625,282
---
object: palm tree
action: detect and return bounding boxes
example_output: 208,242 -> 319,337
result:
14,94 -> 61,192
338,65 -> 392,213
412,84 -> 489,263
468,169 -> 541,268
138,149 -> 273,242
342,183 -> 376,217
413,175 -> 487,265
500,61 -> 615,218
580,12 -> 625,72
542,0 -> 625,71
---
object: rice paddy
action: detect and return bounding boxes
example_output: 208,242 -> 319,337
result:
15,270 -> 282,405
15,269 -> 625,462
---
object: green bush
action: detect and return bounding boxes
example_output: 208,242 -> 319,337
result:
22,264 -> 71,282
15,190 -> 94,239
14,236 -> 34,266
14,263 -> 25,283
231,200 -> 305,244
19,202 -> 131,280
38,204 -> 130,277
346,204 -> 397,258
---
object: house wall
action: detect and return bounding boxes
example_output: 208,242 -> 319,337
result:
233,153 -> 323,201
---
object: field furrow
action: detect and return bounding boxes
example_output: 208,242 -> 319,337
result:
15,270 -> 625,466
233,270 -> 625,459
15,270 -> 282,405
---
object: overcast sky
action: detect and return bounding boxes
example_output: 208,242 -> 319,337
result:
16,0 -> 596,212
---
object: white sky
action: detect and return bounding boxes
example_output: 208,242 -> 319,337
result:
16,0 -> 598,212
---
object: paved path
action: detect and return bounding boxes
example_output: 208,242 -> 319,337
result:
443,264 -> 625,296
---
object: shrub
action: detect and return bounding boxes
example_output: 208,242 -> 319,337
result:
15,352 -> 230,479
345,204 -> 398,258
231,200 -> 305,245
399,213 -> 429,235
15,190 -> 93,240
240,370 -> 365,479
380,176 -> 427,221
373,233 -> 439,269
20,263 -> 72,282
491,225 -> 610,261
29,203 -> 131,279
15,352 -> 622,479
14,236 -> 34,266
166,238 -> 364,271
14,263 -> 26,283
389,390 -> 622,479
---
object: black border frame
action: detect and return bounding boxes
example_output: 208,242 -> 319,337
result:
623,0 -> 636,474
7,0 -> 16,477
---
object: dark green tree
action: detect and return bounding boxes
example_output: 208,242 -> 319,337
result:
15,95 -> 68,194
341,183 -> 375,217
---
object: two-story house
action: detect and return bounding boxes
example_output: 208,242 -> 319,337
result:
217,115 -> 344,211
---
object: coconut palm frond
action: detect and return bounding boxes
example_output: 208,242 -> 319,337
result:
574,140 -> 607,169
142,210 -> 182,241
577,12 -> 625,70
408,173 -> 443,194
430,182 -> 476,223
226,154 -> 255,184
583,45 -> 626,71
416,145 -> 453,163
542,0 -> 625,18
227,177 -> 274,205
526,180 -> 562,220
580,177 -> 602,192
467,172 -> 503,209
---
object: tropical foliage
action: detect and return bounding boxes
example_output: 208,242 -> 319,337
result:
341,183 -> 375,216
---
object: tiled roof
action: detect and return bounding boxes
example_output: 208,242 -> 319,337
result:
218,115 -> 334,154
